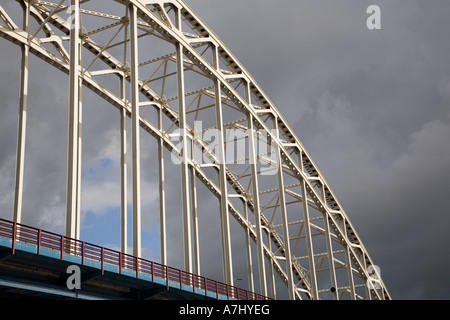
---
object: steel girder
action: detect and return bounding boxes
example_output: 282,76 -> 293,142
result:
0,0 -> 391,300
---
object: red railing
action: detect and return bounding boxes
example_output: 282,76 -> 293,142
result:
0,218 -> 269,300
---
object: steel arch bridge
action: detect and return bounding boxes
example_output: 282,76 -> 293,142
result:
0,0 -> 390,300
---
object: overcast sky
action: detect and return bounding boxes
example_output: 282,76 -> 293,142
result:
1,0 -> 450,300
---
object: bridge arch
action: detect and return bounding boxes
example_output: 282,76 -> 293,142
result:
0,0 -> 390,300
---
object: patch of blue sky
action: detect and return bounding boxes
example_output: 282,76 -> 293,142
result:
82,157 -> 115,179
98,157 -> 113,169
81,204 -> 162,263
81,207 -> 121,248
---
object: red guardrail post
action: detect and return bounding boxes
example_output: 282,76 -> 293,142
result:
60,235 -> 64,260
81,242 -> 85,265
216,282 -> 219,300
135,256 -> 139,279
101,247 -> 104,275
151,261 -> 154,282
37,229 -> 41,254
166,265 -> 169,291
12,221 -> 16,255
119,252 -> 122,274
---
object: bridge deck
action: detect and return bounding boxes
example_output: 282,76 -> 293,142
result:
0,218 -> 267,300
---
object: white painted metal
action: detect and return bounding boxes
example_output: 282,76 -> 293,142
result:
322,207 -> 338,300
247,114 -> 267,297
175,7 -> 193,274
76,42 -> 82,242
0,0 -> 391,300
345,244 -> 356,300
158,107 -> 167,265
273,116 -> 295,300
190,156 -> 200,275
243,201 -> 255,293
120,75 -> 128,256
66,0 -> 81,240
129,3 -> 141,258
213,44 -> 234,286
13,1 -> 29,225
301,178 -> 319,299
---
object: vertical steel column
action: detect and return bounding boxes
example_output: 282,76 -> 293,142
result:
273,116 -> 295,300
244,81 -> 266,296
345,245 -> 356,299
243,86 -> 255,293
247,114 -> 267,297
66,0 -> 81,239
75,43 -> 82,241
190,158 -> 200,275
13,2 -> 30,224
212,45 -> 233,286
380,284 -> 386,300
120,75 -> 127,255
300,179 -> 318,299
129,4 -> 141,258
120,5 -> 129,258
175,8 -> 192,274
323,213 -> 338,299
318,180 -> 337,299
266,229 -> 276,299
243,201 -> 254,292
158,107 -> 167,265
361,255 -> 371,300
190,127 -> 200,276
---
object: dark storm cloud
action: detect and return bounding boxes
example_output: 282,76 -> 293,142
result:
1,0 -> 449,300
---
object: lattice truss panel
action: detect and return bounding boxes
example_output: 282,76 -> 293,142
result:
0,0 -> 390,300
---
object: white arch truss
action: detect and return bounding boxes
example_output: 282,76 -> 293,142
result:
0,0 -> 391,300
